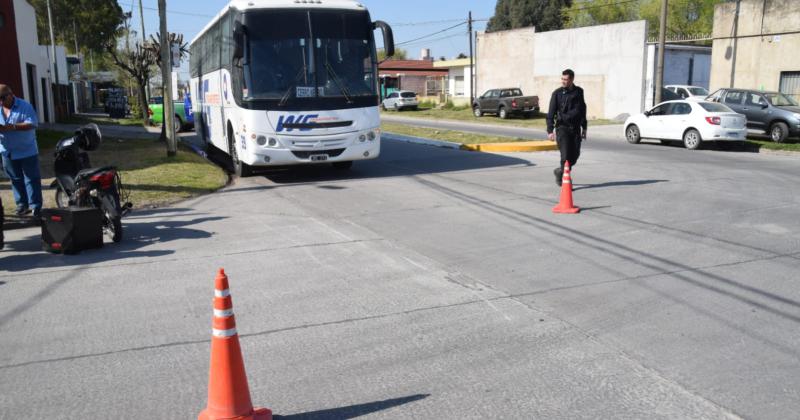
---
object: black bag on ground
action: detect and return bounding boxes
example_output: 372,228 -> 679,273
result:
41,208 -> 104,254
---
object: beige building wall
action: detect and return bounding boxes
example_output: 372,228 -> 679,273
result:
476,27 -> 537,98
710,0 -> 800,93
476,21 -> 648,120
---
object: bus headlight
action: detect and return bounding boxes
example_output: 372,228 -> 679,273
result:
359,134 -> 367,142
257,136 -> 280,147
367,130 -> 377,141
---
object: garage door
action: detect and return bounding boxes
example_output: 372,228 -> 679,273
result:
779,71 -> 800,102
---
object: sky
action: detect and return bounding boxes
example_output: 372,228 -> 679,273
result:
119,0 -> 497,67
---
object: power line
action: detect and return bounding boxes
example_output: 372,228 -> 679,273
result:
396,21 -> 468,46
397,33 -> 465,48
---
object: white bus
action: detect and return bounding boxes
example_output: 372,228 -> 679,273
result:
189,0 -> 394,176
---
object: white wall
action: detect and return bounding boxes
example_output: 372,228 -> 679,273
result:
532,21 -> 648,119
13,0 -> 68,122
477,21 -> 649,120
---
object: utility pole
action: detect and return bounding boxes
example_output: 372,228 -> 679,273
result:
139,0 -> 150,105
654,0 -> 668,106
729,0 -> 741,87
46,0 -> 61,121
158,0 -> 177,157
468,11 -> 474,106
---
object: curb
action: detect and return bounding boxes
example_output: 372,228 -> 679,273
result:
461,141 -> 558,153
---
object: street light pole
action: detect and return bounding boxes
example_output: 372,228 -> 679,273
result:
654,0 -> 668,106
46,0 -> 60,120
468,11 -> 474,106
158,0 -> 177,157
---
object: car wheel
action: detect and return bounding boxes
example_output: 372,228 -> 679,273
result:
770,122 -> 789,143
625,125 -> 641,144
174,115 -> 182,134
394,103 -> 400,112
473,107 -> 483,117
381,103 -> 387,111
499,107 -> 508,119
683,129 -> 702,150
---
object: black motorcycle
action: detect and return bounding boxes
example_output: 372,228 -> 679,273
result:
51,124 -> 132,243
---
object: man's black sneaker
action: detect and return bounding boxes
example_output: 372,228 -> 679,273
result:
14,207 -> 31,216
554,168 -> 563,186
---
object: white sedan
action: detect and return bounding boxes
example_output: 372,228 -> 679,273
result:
624,101 -> 748,150
382,91 -> 419,111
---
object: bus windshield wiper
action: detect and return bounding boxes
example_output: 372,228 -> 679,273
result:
279,65 -> 309,107
324,61 -> 353,104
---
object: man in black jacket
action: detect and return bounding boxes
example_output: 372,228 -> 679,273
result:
547,69 -> 587,186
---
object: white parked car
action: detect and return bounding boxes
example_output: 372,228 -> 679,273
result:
382,91 -> 419,111
624,101 -> 748,150
665,85 -> 710,102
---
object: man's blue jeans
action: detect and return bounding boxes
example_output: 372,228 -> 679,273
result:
2,154 -> 43,213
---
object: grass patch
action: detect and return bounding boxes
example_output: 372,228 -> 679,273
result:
382,122 -> 541,145
2,130 -> 227,218
64,115 -> 146,127
382,107 -> 615,129
745,138 -> 800,152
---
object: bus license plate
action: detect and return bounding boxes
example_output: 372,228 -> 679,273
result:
310,154 -> 329,162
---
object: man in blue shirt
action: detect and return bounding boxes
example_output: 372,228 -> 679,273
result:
0,84 -> 43,218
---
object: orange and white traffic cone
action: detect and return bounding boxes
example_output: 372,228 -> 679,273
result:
198,269 -> 272,420
552,161 -> 580,214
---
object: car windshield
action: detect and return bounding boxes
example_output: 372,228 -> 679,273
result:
400,92 -> 416,98
244,9 -> 376,101
700,102 -> 733,113
688,87 -> 709,96
764,93 -> 799,107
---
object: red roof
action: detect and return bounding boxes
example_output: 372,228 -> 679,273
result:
378,60 -> 447,78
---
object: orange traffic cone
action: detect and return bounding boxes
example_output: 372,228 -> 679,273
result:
198,269 -> 272,420
552,161 -> 580,214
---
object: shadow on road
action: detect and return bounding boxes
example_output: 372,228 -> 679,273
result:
573,179 -> 668,191
274,394 -> 429,420
0,213 -> 224,273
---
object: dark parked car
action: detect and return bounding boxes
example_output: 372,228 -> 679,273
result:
473,88 -> 539,119
707,88 -> 800,142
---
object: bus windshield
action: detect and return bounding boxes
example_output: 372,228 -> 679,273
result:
244,9 -> 376,102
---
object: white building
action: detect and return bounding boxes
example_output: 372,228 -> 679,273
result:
433,58 -> 475,106
0,0 -> 69,123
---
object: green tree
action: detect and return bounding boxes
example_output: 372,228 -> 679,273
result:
564,0 -> 722,39
378,48 -> 408,61
29,0 -> 125,53
487,0 -> 573,33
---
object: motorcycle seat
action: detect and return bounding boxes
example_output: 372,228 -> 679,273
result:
76,166 -> 116,180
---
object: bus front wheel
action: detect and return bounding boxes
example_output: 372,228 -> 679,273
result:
229,128 -> 254,177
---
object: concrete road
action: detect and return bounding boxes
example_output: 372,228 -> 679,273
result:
1,129 -> 799,419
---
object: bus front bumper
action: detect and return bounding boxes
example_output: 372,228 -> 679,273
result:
240,136 -> 381,167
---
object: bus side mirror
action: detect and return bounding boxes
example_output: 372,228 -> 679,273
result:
233,21 -> 245,61
373,21 -> 394,59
